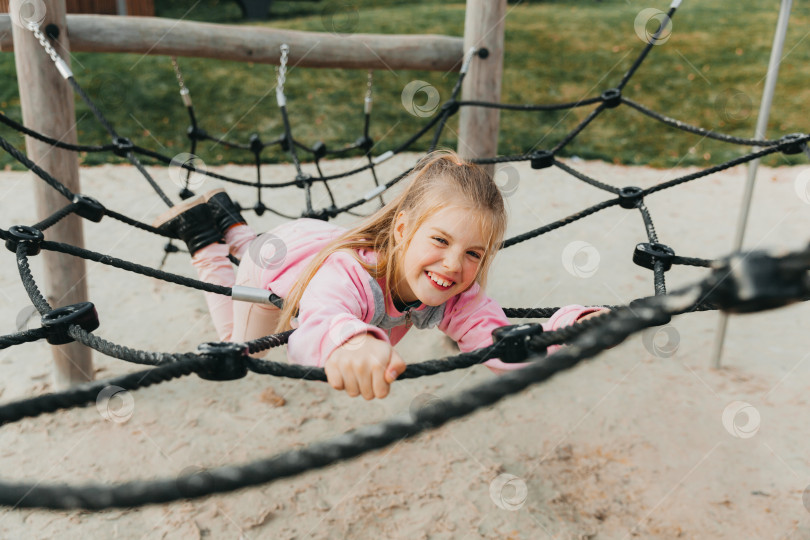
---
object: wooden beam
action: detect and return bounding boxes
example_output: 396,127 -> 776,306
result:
458,0 -> 506,175
0,14 -> 464,71
10,0 -> 93,389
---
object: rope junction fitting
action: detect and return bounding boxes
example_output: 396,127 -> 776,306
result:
0,1 -> 808,509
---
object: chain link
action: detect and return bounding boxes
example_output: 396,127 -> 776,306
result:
27,23 -> 73,79
276,44 -> 289,107
171,57 -> 192,106
364,70 -> 373,114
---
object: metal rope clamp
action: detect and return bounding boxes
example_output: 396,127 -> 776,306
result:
5,225 -> 44,256
490,323 -> 545,364
72,194 -> 105,223
41,302 -> 100,345
633,242 -> 675,271
196,342 -> 249,380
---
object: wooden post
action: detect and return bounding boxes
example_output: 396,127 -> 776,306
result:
10,0 -> 93,388
458,0 -> 506,175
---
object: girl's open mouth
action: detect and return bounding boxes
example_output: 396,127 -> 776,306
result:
426,270 -> 454,290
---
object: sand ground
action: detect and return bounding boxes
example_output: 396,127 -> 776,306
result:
0,153 -> 809,539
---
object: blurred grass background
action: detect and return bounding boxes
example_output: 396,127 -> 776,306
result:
1,0 -> 809,170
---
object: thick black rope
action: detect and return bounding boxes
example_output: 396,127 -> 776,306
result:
0,273 -> 722,510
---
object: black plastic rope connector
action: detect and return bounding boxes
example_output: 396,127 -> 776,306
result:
279,133 -> 290,152
249,133 -> 263,154
112,137 -> 134,158
253,201 -> 267,216
441,100 -> 460,116
186,125 -> 208,141
778,133 -> 808,155
708,250 -> 810,314
72,194 -> 105,223
529,150 -> 555,170
162,242 -> 180,254
618,186 -> 644,209
301,206 -> 338,221
490,323 -> 545,364
312,141 -> 327,159
41,302 -> 100,345
196,342 -> 248,381
633,242 -> 675,271
178,188 -> 195,200
294,173 -> 313,189
355,136 -> 374,153
5,225 -> 44,256
600,88 -> 622,109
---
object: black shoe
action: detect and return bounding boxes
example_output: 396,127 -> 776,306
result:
152,197 -> 222,256
203,189 -> 247,236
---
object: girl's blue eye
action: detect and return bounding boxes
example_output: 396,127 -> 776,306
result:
432,237 -> 448,244
468,251 -> 482,259
433,237 -> 481,259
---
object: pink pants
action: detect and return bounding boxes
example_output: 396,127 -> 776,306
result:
191,224 -> 281,348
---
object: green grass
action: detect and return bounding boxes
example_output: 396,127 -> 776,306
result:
1,0 -> 809,170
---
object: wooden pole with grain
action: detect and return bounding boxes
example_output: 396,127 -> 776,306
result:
458,0 -> 506,176
9,0 -> 93,388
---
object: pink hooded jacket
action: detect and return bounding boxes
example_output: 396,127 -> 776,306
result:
256,218 -> 602,371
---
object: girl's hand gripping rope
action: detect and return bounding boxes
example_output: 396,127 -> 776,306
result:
324,333 -> 407,400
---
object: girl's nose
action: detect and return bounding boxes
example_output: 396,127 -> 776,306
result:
443,251 -> 463,273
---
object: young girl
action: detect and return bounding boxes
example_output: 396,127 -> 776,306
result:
154,151 -> 604,400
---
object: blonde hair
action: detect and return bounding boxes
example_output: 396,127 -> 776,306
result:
275,150 -> 508,332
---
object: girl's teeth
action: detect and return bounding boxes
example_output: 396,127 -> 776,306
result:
428,271 -> 452,287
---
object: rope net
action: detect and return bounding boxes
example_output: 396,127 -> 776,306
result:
0,4 -> 809,509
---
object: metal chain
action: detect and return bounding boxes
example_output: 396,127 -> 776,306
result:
27,22 -> 73,79
276,44 -> 289,107
365,70 -> 373,114
171,57 -> 192,106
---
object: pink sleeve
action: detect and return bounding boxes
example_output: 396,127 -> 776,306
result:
439,285 -> 606,373
286,251 -> 389,368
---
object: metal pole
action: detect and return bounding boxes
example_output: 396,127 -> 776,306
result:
711,0 -> 793,368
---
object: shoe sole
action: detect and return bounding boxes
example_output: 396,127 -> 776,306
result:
152,196 -> 208,228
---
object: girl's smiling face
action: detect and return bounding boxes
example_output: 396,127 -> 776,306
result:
393,205 -> 488,306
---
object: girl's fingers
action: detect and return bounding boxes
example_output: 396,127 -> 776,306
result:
324,360 -> 344,390
339,366 -> 361,397
385,349 -> 407,384
371,367 -> 390,399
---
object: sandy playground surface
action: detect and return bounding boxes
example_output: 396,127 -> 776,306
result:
0,153 -> 809,539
